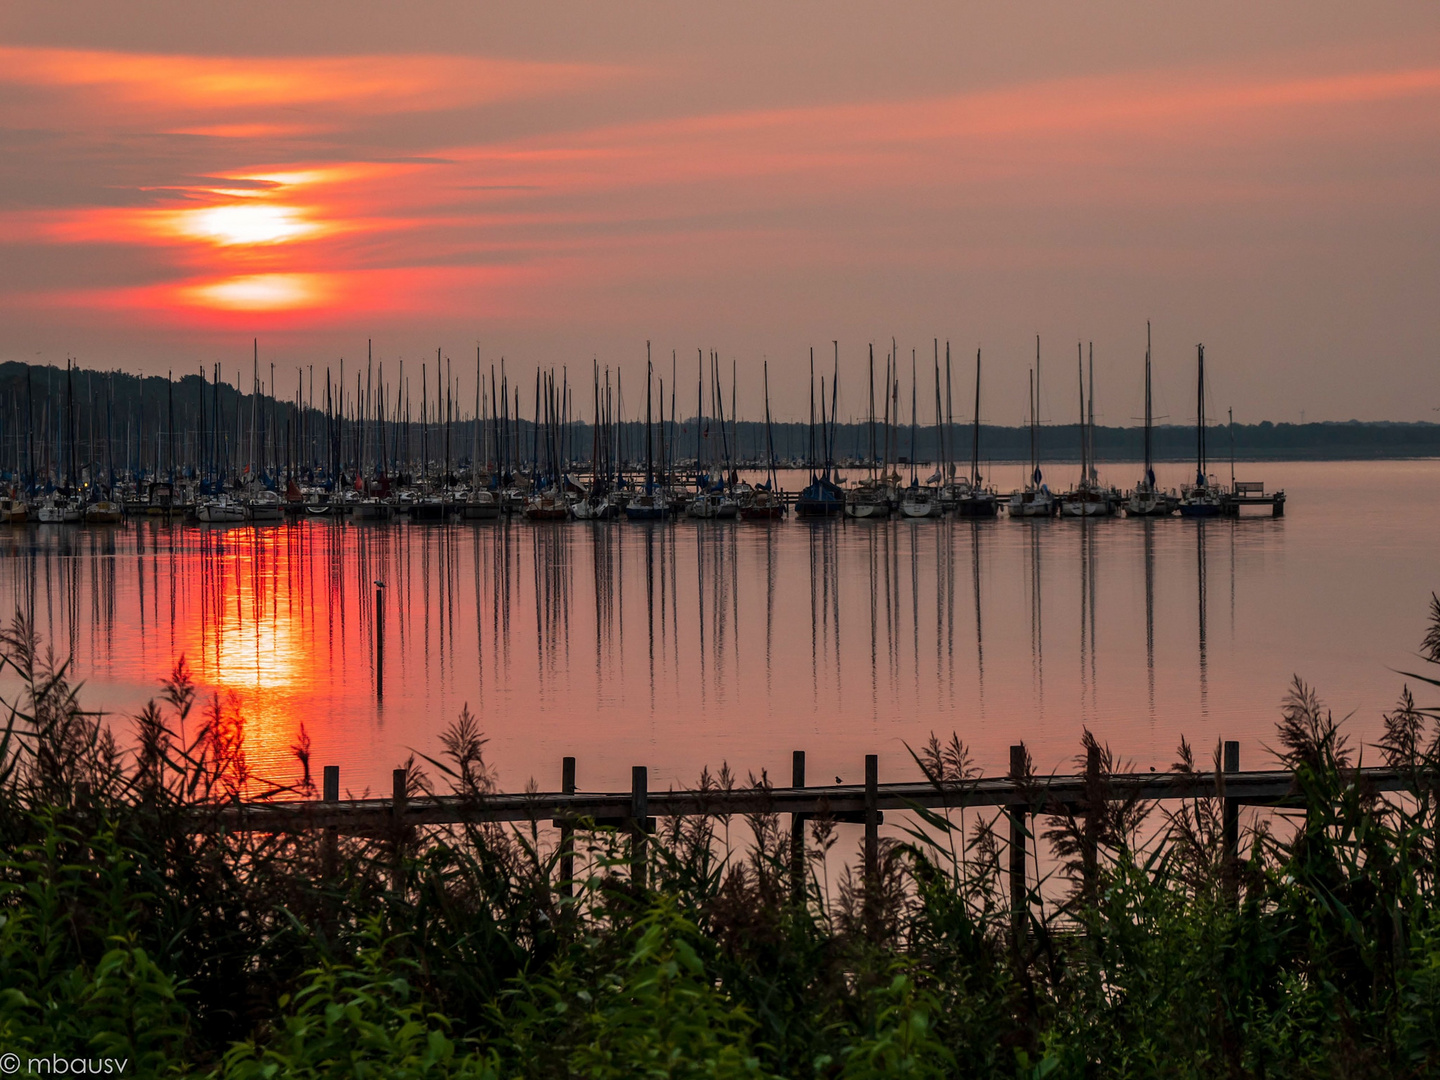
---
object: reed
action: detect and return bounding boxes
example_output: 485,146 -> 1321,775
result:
3,602 -> 1440,1077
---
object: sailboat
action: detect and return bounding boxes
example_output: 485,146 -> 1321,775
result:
899,349 -> 942,518
795,346 -> 844,517
1179,344 -> 1227,517
740,360 -> 786,520
1008,337 -> 1056,517
1060,343 -> 1119,517
1126,322 -> 1178,517
846,346 -> 889,519
955,348 -> 999,517
625,348 -> 668,520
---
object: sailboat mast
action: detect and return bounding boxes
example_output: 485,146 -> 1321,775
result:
1144,322 -> 1153,485
1196,343 -> 1207,486
1076,342 -> 1085,486
971,349 -> 982,487
1087,342 -> 1096,484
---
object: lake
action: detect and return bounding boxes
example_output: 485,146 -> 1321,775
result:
2,459 -> 1434,797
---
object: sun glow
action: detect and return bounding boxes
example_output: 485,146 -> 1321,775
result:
180,273 -> 334,311
171,203 -> 321,246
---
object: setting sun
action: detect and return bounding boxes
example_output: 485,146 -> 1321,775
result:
171,203 -> 321,246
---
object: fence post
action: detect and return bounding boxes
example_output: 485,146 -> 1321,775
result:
630,765 -> 648,894
1082,743 -> 1101,902
560,756 -> 576,899
1009,744 -> 1028,950
322,765 -> 339,877
864,754 -> 879,932
391,767 -> 407,893
790,751 -> 806,905
1223,740 -> 1240,898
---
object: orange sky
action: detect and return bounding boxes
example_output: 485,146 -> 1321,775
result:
1,2 -> 1437,422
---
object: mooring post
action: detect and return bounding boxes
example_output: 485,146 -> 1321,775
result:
375,581 -> 385,699
391,766 -> 407,893
1082,743 -> 1101,901
790,751 -> 806,904
560,756 -> 576,899
322,765 -> 339,876
1223,740 -> 1240,897
630,765 -> 648,894
864,754 -> 879,929
1009,744 -> 1028,948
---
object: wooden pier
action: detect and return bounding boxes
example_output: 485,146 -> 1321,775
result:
211,745 -> 1421,921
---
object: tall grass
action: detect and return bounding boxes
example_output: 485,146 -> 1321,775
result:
2,600 -> 1440,1077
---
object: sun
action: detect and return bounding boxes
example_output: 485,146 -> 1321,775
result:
170,202 -> 320,246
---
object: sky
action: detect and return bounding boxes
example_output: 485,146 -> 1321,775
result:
0,2 -> 1437,424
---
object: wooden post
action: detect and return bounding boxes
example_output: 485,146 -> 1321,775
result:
864,754 -> 879,931
630,765 -> 648,894
560,756 -> 576,899
1082,743 -> 1101,901
375,581 -> 385,699
790,751 -> 806,904
1223,740 -> 1240,897
322,765 -> 339,876
1009,744 -> 1028,948
391,767 -> 407,893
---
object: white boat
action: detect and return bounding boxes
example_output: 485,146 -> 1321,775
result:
247,490 -> 284,522
844,481 -> 890,519
1009,341 -> 1055,519
37,494 -> 82,523
197,494 -> 246,523
687,491 -> 737,519
1008,488 -> 1055,518
899,485 -> 943,518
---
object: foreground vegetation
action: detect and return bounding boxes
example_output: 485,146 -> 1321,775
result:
4,605 -> 1440,1078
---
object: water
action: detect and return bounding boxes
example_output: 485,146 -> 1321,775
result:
2,459 -> 1434,796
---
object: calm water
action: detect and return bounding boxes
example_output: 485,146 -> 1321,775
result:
2,460 -> 1435,796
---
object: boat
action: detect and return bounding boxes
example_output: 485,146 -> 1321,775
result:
624,348 -> 669,522
1127,323 -> 1179,517
845,479 -> 890,519
899,482 -> 943,518
0,496 -> 29,524
410,493 -> 448,521
353,497 -> 394,522
146,481 -> 177,516
524,489 -> 571,521
955,350 -> 999,518
1179,343 -> 1229,518
83,498 -> 123,524
196,494 -> 246,524
1059,342 -> 1119,518
897,352 -> 942,519
624,490 -> 668,521
247,489 -> 284,522
739,485 -> 786,520
796,346 -> 845,518
462,489 -> 501,520
1008,340 -> 1056,518
37,494 -> 82,523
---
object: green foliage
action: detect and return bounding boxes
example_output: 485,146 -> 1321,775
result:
1,605 -> 1440,1077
